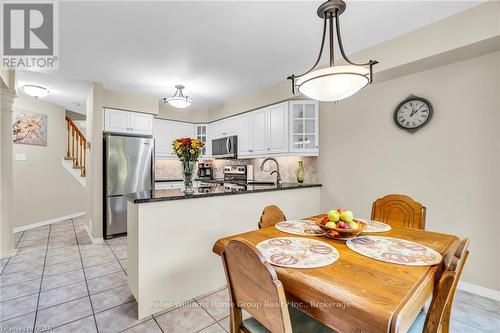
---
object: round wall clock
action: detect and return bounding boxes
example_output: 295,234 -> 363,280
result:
393,94 -> 433,132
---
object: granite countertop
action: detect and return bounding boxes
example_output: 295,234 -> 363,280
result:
127,183 -> 322,203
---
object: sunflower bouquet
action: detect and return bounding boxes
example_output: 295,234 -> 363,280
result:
172,138 -> 205,194
172,137 -> 205,161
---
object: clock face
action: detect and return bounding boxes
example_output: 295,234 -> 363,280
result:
394,98 -> 432,130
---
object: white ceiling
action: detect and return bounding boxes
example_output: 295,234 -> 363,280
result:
17,1 -> 482,113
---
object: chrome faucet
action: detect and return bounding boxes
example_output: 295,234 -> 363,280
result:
260,157 -> 282,187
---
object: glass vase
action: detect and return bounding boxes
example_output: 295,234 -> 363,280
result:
182,160 -> 196,194
296,160 -> 305,183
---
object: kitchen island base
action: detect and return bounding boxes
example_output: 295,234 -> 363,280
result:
127,186 -> 321,318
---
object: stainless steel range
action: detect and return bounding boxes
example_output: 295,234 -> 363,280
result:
223,165 -> 253,191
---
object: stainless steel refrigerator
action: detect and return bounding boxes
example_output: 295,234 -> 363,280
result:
104,134 -> 154,238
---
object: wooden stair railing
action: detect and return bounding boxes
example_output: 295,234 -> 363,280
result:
64,116 -> 87,177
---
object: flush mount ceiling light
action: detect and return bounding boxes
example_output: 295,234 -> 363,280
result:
162,85 -> 193,109
287,0 -> 378,102
22,84 -> 50,98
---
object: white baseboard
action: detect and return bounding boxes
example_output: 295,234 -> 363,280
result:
1,248 -> 18,259
458,281 -> 500,301
84,223 -> 104,244
13,211 -> 86,233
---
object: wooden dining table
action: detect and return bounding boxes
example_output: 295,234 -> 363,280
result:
212,214 -> 459,333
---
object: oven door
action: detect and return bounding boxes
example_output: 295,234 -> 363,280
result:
212,136 -> 238,159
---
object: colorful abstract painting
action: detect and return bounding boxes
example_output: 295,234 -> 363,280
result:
12,109 -> 47,146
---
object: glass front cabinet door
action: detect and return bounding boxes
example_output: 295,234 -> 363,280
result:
195,124 -> 209,157
289,100 -> 319,154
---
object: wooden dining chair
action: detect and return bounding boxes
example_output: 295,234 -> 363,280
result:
371,194 -> 426,229
221,238 -> 336,333
408,238 -> 469,333
258,205 -> 286,229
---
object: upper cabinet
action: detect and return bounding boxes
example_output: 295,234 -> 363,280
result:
239,102 -> 289,156
267,102 -> 289,154
211,117 -> 238,139
172,121 -> 195,139
152,100 -> 318,160
250,108 -> 268,155
195,124 -> 210,157
154,119 -> 195,158
154,119 -> 174,157
104,108 -> 153,136
289,100 -> 319,154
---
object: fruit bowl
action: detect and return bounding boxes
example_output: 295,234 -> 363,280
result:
315,217 -> 368,240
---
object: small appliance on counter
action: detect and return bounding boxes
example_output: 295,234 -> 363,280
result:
197,162 -> 212,180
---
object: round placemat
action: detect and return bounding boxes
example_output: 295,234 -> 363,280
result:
356,219 -> 392,233
346,236 -> 442,266
275,220 -> 325,236
256,237 -> 339,268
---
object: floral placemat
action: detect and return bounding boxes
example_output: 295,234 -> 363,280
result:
346,236 -> 442,266
356,219 -> 392,233
275,220 -> 325,236
256,237 -> 339,269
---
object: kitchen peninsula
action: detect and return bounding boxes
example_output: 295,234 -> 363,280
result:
126,183 -> 321,318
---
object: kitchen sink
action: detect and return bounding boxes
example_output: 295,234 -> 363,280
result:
247,181 -> 276,186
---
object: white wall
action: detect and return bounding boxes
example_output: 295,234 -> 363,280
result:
13,96 -> 86,229
319,52 -> 500,291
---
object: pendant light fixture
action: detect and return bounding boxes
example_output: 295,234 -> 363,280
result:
162,85 -> 193,109
287,0 -> 378,102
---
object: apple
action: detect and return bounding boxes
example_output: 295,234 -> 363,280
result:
348,222 -> 358,230
327,210 -> 340,222
337,221 -> 347,229
321,216 -> 329,225
340,211 -> 354,223
337,208 -> 345,214
325,222 -> 337,229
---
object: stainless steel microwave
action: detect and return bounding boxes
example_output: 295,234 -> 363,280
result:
212,135 -> 238,159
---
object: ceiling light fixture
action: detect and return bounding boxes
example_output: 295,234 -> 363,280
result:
162,85 -> 193,109
287,0 -> 378,102
22,84 -> 50,98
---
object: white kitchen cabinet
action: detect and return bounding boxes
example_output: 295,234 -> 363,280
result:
267,102 -> 289,153
289,100 -> 319,154
154,119 -> 174,157
172,122 -> 195,140
211,117 -> 238,139
236,113 -> 252,156
104,108 -> 153,136
239,103 -> 288,156
195,124 -> 210,157
250,108 -> 268,155
154,120 -> 195,158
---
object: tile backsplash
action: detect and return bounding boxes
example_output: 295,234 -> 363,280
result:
155,156 -> 318,183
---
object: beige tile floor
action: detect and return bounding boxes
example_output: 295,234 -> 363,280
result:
0,218 -> 499,332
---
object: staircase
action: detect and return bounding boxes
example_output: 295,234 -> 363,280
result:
64,116 -> 87,178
